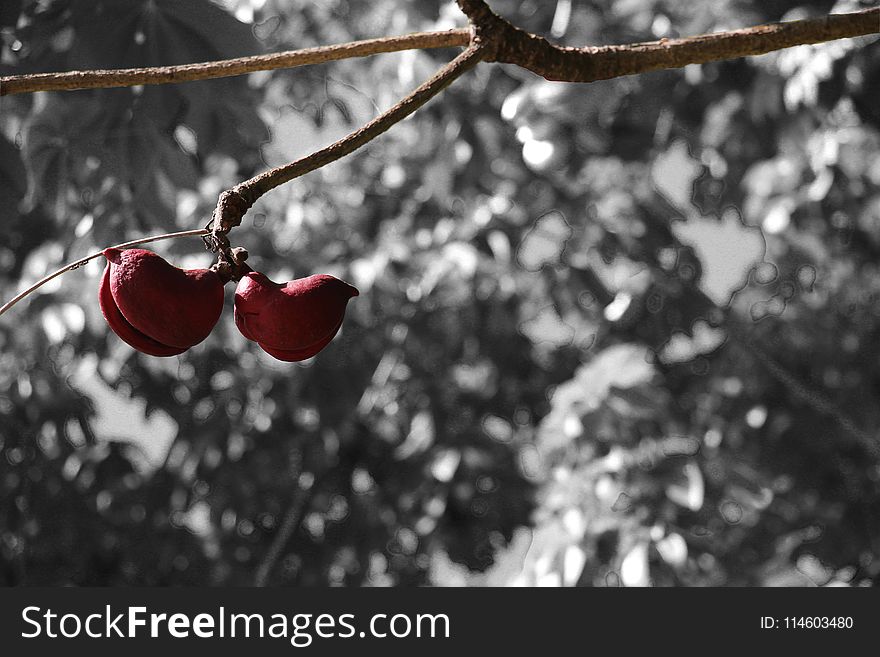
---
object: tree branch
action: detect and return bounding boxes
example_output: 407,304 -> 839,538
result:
0,229 -> 209,317
457,1 -> 879,82
724,320 -> 880,458
254,469 -> 328,587
0,29 -> 471,96
3,8 -> 876,95
208,44 -> 485,239
3,4 -> 878,303
0,45 -> 485,313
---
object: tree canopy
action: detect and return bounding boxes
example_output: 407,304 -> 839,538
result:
1,0 -> 879,586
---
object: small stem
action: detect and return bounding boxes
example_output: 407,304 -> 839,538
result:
0,228 -> 209,317
0,30 -> 471,96
210,44 -> 485,234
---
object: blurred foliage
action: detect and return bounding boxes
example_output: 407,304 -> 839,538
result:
1,0 -> 879,586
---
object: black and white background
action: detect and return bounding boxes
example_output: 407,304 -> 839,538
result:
1,0 -> 880,624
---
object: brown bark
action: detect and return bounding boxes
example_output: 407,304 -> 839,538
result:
0,30 -> 470,96
456,1 -> 879,82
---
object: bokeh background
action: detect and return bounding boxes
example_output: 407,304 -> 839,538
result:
1,0 -> 879,586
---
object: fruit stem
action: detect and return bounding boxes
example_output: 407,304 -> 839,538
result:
211,246 -> 252,284
0,228 -> 210,318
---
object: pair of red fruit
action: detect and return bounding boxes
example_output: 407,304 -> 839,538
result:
98,248 -> 358,361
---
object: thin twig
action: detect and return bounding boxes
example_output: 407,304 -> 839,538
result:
211,44 -> 486,234
0,30 -> 471,96
0,228 -> 209,317
254,472 -> 325,587
725,320 -> 880,457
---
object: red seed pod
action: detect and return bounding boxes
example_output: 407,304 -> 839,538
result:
99,248 -> 224,356
234,271 -> 358,362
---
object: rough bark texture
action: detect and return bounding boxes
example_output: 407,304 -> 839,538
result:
457,2 -> 879,82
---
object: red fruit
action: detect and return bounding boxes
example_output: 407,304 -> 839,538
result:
234,271 -> 358,362
99,248 -> 224,356
98,269 -> 187,357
